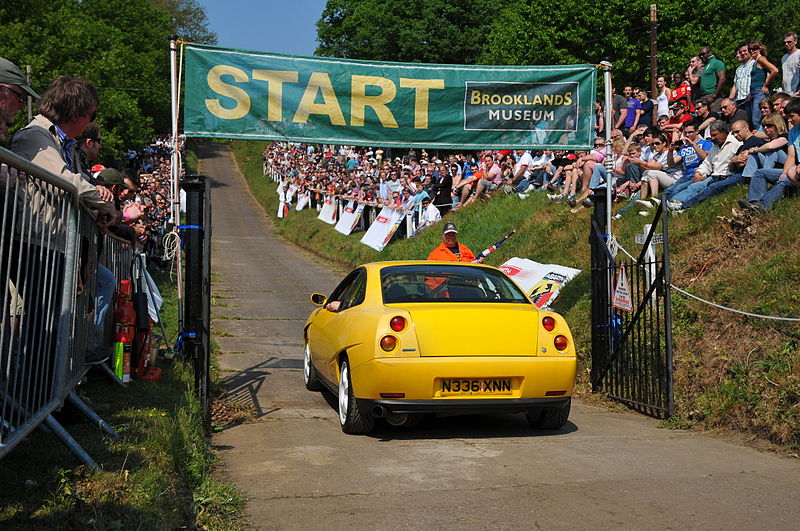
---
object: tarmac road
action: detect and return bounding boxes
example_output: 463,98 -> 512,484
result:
202,142 -> 800,530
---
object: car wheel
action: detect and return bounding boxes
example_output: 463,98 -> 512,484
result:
303,342 -> 322,391
527,398 -> 571,430
338,358 -> 374,434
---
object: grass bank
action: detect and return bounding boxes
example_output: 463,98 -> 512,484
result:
229,139 -> 800,451
0,270 -> 245,530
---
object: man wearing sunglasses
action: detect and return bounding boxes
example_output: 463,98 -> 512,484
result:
0,57 -> 39,141
11,76 -> 118,228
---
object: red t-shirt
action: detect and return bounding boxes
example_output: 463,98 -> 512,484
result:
670,83 -> 694,112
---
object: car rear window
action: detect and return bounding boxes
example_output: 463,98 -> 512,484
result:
380,264 -> 530,304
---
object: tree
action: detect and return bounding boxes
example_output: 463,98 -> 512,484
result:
316,0 -> 508,64
481,0 -> 796,90
0,0 -> 216,159
149,0 -> 218,44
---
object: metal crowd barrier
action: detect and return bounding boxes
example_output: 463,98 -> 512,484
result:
98,233 -> 135,349
0,146 -> 126,468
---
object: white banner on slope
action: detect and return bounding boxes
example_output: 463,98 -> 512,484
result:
318,195 -> 337,224
335,200 -> 365,235
295,192 -> 310,211
499,257 -> 581,308
360,207 -> 405,251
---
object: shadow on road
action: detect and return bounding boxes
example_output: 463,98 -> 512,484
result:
318,389 -> 577,440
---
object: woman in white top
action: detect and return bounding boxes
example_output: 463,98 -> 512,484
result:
655,75 -> 671,120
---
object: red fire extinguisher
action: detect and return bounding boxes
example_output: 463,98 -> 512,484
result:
113,280 -> 135,385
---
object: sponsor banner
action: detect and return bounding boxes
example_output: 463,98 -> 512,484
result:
184,44 -> 597,149
295,192 -> 310,211
318,195 -> 337,224
360,207 -> 405,251
286,184 -> 298,202
277,201 -> 288,218
498,257 -> 581,308
335,201 -> 365,235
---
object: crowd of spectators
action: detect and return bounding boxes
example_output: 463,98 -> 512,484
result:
267,36 -> 800,230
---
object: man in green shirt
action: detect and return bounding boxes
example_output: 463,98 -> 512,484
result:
698,46 -> 727,113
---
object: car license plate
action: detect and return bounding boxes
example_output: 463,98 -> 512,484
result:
440,378 -> 513,396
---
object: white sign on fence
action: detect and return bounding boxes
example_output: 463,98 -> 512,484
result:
360,207 -> 405,251
335,201 -> 365,235
612,265 -> 634,312
318,196 -> 337,224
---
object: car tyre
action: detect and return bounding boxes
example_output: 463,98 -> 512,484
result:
303,342 -> 322,391
338,358 -> 374,434
527,398 -> 571,430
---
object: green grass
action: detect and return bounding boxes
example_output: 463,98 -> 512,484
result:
229,139 -> 800,450
0,270 -> 246,530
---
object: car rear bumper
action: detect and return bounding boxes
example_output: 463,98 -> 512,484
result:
350,356 -> 577,401
357,396 -> 570,416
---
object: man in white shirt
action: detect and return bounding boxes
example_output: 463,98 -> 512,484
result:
413,197 -> 442,235
510,149 -> 534,192
781,32 -> 800,96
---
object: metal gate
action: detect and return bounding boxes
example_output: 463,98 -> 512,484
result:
589,192 -> 674,417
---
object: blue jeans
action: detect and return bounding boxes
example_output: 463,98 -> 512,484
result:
663,173 -> 695,200
750,91 -> 767,129
617,190 -> 642,216
94,263 -> 116,349
748,168 -> 797,209
671,177 -> 712,203
742,150 -> 787,179
588,164 -> 607,189
682,174 -> 744,209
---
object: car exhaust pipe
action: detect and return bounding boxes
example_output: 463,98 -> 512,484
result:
372,405 -> 386,417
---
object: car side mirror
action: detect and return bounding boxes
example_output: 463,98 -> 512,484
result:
310,293 -> 327,306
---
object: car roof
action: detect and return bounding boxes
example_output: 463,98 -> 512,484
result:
361,260 -> 494,271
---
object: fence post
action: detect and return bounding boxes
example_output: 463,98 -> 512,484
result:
181,175 -> 211,427
590,188 -> 611,392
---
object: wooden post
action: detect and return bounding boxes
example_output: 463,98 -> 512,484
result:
650,4 -> 658,97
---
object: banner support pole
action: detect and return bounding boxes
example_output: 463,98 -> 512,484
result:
170,36 -> 184,330
600,61 -> 614,239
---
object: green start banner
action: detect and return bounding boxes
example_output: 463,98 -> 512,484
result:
184,44 -> 598,150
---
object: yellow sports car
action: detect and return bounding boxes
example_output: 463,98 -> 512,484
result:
304,261 -> 577,434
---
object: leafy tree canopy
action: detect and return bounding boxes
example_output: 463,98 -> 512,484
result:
316,0 -> 797,90
0,0 -> 215,161
316,0 -> 509,64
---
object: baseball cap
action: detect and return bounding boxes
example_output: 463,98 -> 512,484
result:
442,222 -> 457,234
96,168 -> 132,189
90,164 -> 106,173
0,57 -> 40,99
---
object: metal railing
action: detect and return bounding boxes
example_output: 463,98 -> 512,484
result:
0,146 -> 131,466
265,165 -> 429,240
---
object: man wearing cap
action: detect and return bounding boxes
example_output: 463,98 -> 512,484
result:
427,222 -> 480,262
0,57 -> 39,140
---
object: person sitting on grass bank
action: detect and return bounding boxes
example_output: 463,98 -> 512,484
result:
739,97 -> 800,213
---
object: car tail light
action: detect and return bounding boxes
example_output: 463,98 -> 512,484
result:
390,316 -> 406,332
554,335 -> 569,351
380,335 -> 397,351
380,393 -> 405,399
542,316 -> 556,331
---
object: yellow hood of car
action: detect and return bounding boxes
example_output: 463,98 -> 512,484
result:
402,303 -> 539,356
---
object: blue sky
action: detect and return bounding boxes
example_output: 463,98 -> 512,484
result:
197,0 -> 328,56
